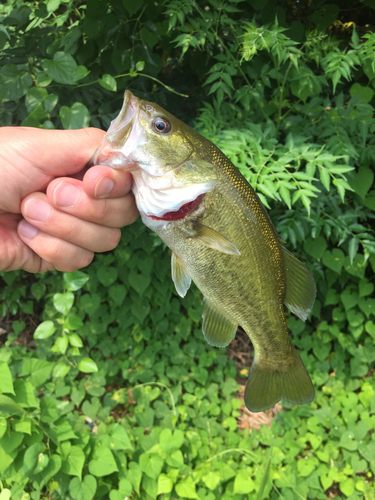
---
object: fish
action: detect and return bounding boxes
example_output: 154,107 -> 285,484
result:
90,90 -> 316,412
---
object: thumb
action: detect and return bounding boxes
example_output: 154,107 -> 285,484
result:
5,127 -> 106,176
0,127 -> 105,214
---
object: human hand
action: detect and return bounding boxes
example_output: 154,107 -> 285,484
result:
0,127 -> 138,273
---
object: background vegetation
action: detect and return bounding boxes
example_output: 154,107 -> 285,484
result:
1,0 -> 375,499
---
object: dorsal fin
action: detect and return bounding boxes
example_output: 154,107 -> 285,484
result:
171,252 -> 191,297
202,299 -> 238,347
282,247 -> 316,321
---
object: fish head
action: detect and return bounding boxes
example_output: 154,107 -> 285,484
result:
91,91 -> 218,219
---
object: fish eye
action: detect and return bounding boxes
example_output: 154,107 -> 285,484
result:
152,117 -> 171,134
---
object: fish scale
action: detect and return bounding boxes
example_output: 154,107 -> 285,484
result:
91,90 -> 316,412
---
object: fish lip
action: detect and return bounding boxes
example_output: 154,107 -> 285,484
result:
89,90 -> 138,170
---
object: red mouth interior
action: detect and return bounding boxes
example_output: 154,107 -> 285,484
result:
149,194 -> 203,221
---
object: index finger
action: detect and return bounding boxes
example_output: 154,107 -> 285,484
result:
82,165 -> 133,199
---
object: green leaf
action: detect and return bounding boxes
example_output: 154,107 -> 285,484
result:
142,475 -> 158,497
123,0 -> 144,16
322,248 -> 345,273
60,102 -> 91,129
43,52 -> 89,85
109,284 -> 126,306
340,477 -> 355,496
36,72 -> 52,87
34,454 -> 62,489
127,462 -> 142,495
78,358 -> 98,373
61,446 -> 85,479
109,480 -> 133,500
102,424 -> 133,451
350,82 -> 374,103
53,292 -> 74,315
13,379 -> 38,408
0,395 -> 25,416
69,475 -> 97,500
339,430 -> 358,451
22,359 -> 53,387
97,266 -> 118,286
64,271 -> 89,291
202,471 -> 221,490
349,166 -> 374,200
48,417 -> 77,442
88,447 -> 119,477
157,474 -> 173,495
0,418 -> 7,439
31,282 -> 46,300
348,237 -> 359,265
50,335 -> 69,354
68,333 -> 83,347
175,477 -> 199,499
139,452 -> 164,480
13,418 -> 32,434
233,469 -> 256,494
303,236 -> 327,259
99,74 -> 117,92
0,362 -> 14,395
65,316 -> 84,331
25,87 -> 48,112
160,428 -> 184,454
23,443 -> 43,476
0,64 -> 32,101
128,269 -> 151,294
34,320 -> 56,340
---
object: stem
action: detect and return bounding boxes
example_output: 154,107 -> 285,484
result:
74,72 -> 188,97
276,62 -> 292,136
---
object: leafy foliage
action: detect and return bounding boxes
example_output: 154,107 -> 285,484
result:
1,0 -> 375,499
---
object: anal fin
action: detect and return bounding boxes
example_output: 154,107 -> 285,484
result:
202,300 -> 237,347
282,247 -> 316,321
244,347 -> 315,412
171,252 -> 191,297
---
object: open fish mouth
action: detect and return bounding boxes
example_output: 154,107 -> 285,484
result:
89,90 -> 140,170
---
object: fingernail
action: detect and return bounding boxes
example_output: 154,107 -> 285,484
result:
95,177 -> 114,198
54,182 -> 81,207
19,220 -> 38,239
24,199 -> 51,222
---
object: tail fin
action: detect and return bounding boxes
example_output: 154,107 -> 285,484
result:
244,348 -> 314,413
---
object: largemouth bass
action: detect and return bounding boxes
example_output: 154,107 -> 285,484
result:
91,90 -> 316,412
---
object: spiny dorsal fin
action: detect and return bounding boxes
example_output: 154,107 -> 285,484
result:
202,299 -> 238,347
194,222 -> 241,256
282,247 -> 316,322
171,252 -> 191,297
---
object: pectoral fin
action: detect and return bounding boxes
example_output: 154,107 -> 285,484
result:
282,247 -> 316,321
192,222 -> 241,256
171,252 -> 191,297
202,300 -> 238,347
